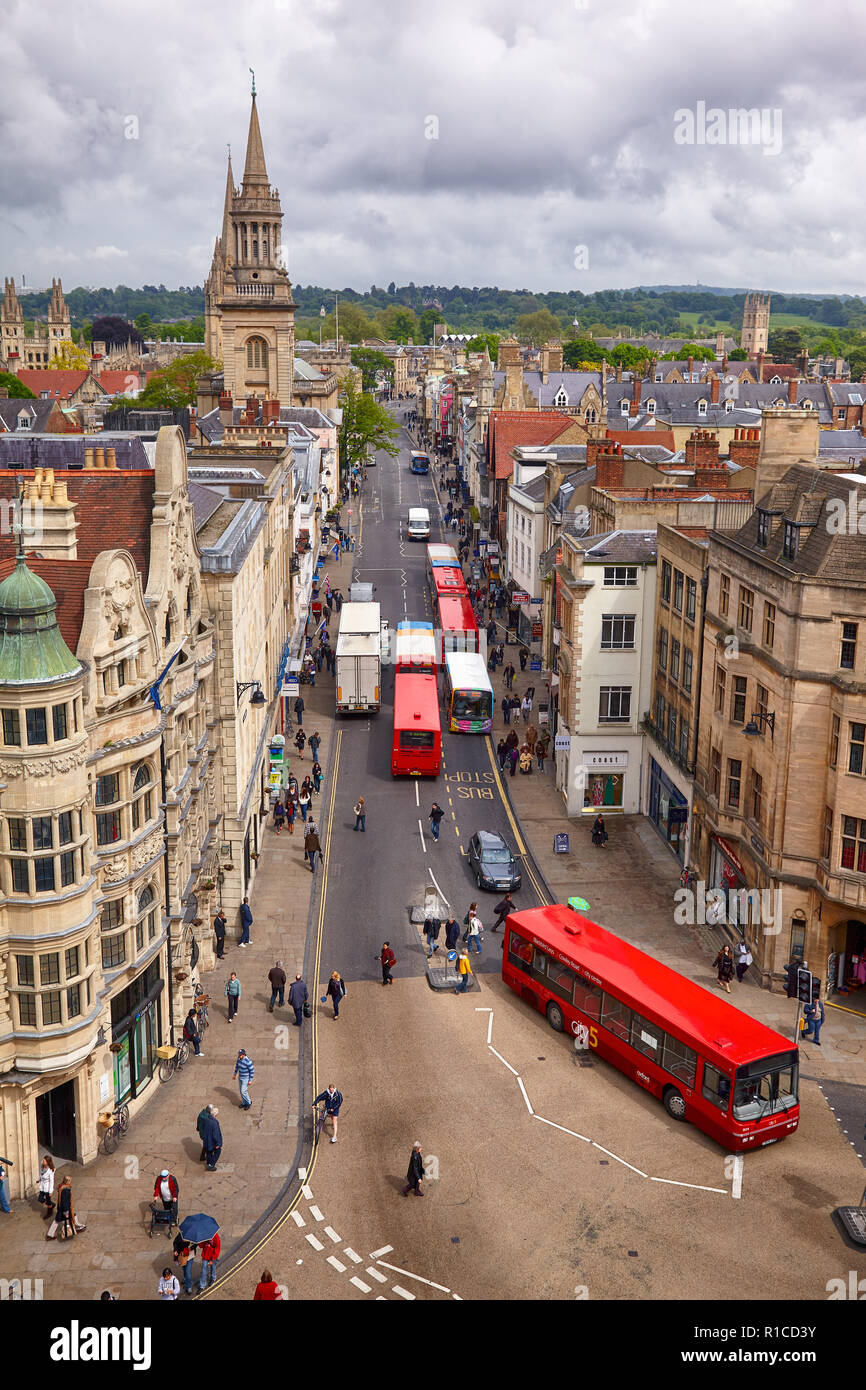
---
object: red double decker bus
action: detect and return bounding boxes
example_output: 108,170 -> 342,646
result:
503,905 -> 799,1150
391,671 -> 441,776
437,591 -> 479,654
430,565 -> 468,601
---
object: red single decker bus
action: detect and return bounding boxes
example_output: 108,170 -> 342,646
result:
437,591 -> 479,654
503,905 -> 799,1150
392,671 -> 441,776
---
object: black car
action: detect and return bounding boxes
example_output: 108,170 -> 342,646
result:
467,830 -> 521,892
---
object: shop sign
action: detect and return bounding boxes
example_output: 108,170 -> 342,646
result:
282,679 -> 299,699
529,597 -> 543,605
531,622 -> 543,639
750,834 -> 765,857
554,734 -> 571,752
712,834 -> 747,880
554,833 -> 571,854
530,658 -> 542,671
512,591 -> 530,604
585,751 -> 628,769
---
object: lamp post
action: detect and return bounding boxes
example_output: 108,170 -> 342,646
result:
236,680 -> 266,707
743,710 -> 775,740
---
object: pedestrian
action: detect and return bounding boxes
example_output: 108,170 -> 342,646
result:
492,893 -> 514,933
295,728 -> 306,759
714,944 -> 734,993
50,1176 -> 77,1239
402,1142 -> 425,1198
183,1008 -> 203,1058
525,685 -> 536,702
239,896 -> 253,947
487,620 -> 497,644
496,737 -> 508,771
591,814 -> 608,848
202,1107 -> 222,1170
325,969 -> 346,1019
213,907 -> 227,960
314,645 -> 323,673
298,786 -> 312,823
225,971 -> 241,1022
444,916 -> 460,952
334,590 -> 343,613
294,694 -> 304,727
313,1083 -> 343,1143
428,802 -> 445,842
519,647 -> 528,672
153,1169 -> 179,1211
234,1049 -> 255,1110
289,973 -> 308,1027
268,960 -> 287,1011
465,911 -> 483,954
158,1267 -> 181,1301
199,1232 -> 221,1291
254,1270 -> 283,1300
38,1155 -> 55,1217
196,1104 -> 214,1161
378,941 -> 397,984
327,648 -> 336,676
353,796 -> 366,831
536,729 -> 550,771
273,799 -> 285,835
526,723 -> 538,754
309,732 -> 321,763
285,796 -> 296,836
735,939 -> 753,983
173,1232 -> 196,1294
304,822 -> 322,872
501,695 -> 511,726
312,760 -> 323,794
454,951 -> 473,994
521,694 -> 531,724
509,745 -> 519,777
510,694 -> 521,722
801,994 -> 825,1045
423,915 -> 441,958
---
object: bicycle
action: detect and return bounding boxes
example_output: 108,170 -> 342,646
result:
313,1103 -> 327,1142
100,1103 -> 130,1156
157,1039 -> 191,1083
193,983 -> 210,1035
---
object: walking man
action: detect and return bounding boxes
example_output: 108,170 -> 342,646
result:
501,694 -> 511,726
521,694 -> 531,724
197,1103 -> 214,1161
294,694 -> 305,727
402,1142 -> 425,1197
378,942 -> 396,985
735,939 -> 753,983
492,893 -> 514,933
289,973 -> 308,1026
314,1083 -> 343,1143
304,821 -> 322,872
309,731 -> 321,763
428,803 -> 445,842
267,961 -> 287,1012
423,915 -> 441,958
225,971 -> 241,1022
239,896 -> 253,948
466,911 -> 483,954
183,1008 -> 203,1057
202,1106 -> 222,1171
213,908 -> 227,960
444,916 -> 460,952
504,662 -> 515,691
234,1049 -> 255,1110
353,796 -> 366,831
801,995 -> 825,1046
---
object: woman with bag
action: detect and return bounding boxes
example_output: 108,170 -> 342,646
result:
47,1175 -> 75,1240
273,799 -> 285,836
714,944 -> 735,994
38,1155 -> 55,1218
325,970 -> 346,1019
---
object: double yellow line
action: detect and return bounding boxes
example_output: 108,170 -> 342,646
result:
201,731 -> 342,1296
484,739 -> 550,906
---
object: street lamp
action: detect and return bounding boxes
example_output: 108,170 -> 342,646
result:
236,680 -> 266,707
743,710 -> 775,739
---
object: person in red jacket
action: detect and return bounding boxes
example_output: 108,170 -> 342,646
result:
378,942 -> 396,986
199,1232 -> 221,1291
153,1170 -> 179,1211
253,1269 -> 283,1300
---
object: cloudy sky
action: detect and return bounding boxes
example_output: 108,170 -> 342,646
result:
2,0 -> 865,296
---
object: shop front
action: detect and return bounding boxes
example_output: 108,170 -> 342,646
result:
110,958 -> 164,1106
827,917 -> 866,1012
647,756 -> 689,864
580,751 -> 628,814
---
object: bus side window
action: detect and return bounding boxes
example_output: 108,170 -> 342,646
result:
701,1063 -> 731,1111
600,991 -> 631,1041
508,932 -> 532,974
532,947 -> 550,981
573,977 -> 602,1020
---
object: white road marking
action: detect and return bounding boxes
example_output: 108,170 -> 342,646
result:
376,1260 -> 451,1293
649,1176 -> 729,1195
297,1167 -> 307,1180
306,1234 -> 324,1252
731,1154 -> 744,1200
487,1012 -> 493,1045
452,1293 -> 463,1301
376,1295 -> 388,1300
351,1276 -> 372,1293
392,1285 -> 416,1300
366,1266 -> 388,1283
343,1247 -> 362,1263
418,819 -> 427,853
301,1184 -> 313,1200
427,868 -> 450,907
488,1046 -> 520,1077
309,1205 -> 324,1222
415,780 -> 420,807
517,1077 -> 534,1115
290,1210 -> 306,1228
327,1256 -> 347,1273
324,1226 -> 341,1243
534,1115 -> 591,1143
370,1245 -> 393,1259
591,1143 -> 648,1177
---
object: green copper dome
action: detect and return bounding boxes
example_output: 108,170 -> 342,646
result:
0,555 -> 81,684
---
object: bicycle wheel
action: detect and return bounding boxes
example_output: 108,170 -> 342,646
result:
102,1124 -> 119,1155
117,1104 -> 130,1134
176,1038 -> 191,1068
158,1058 -> 175,1083
198,1009 -> 209,1035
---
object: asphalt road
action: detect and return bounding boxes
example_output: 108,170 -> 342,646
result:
320,410 -> 544,987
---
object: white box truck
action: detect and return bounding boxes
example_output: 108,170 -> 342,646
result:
336,601 -> 381,713
407,506 -> 430,540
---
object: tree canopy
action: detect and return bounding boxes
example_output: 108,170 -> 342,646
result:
124,350 -> 220,409
91,315 -> 146,351
351,348 -> 394,392
767,327 -> 805,362
338,377 -> 399,478
0,372 -> 35,398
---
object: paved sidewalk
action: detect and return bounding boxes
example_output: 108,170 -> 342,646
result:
0,521 -> 359,1301
484,651 -> 866,1086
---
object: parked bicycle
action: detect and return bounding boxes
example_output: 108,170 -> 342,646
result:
193,983 -> 210,1035
157,1039 -> 190,1083
100,1103 -> 130,1155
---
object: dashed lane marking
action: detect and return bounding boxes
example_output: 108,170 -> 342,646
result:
351,1277 -> 372,1293
327,1256 -> 347,1274
324,1226 -> 341,1243
301,1184 -> 313,1200
370,1245 -> 393,1259
309,1205 -> 324,1222
731,1154 -> 744,1200
366,1266 -> 388,1283
306,1234 -> 325,1252
418,819 -> 427,853
290,1210 -> 306,1228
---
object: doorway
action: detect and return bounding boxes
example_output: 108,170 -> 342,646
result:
36,1079 -> 77,1161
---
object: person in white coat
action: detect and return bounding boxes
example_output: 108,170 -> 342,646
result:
38,1156 -> 55,1218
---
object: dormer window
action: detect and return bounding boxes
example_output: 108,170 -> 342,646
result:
620,398 -> 630,415
646,399 -> 656,415
803,399 -> 813,410
17,413 -> 32,430
654,372 -> 663,383
770,375 -> 782,385
554,388 -> 568,409
782,521 -> 799,561
725,398 -> 734,413
697,399 -> 708,416
756,510 -> 770,548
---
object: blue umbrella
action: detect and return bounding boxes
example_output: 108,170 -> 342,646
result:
179,1213 -> 219,1244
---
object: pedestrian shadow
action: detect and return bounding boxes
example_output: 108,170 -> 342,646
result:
384,1173 -> 406,1194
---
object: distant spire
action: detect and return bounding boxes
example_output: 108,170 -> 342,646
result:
241,87 -> 270,191
249,67 -> 256,97
221,148 -> 235,261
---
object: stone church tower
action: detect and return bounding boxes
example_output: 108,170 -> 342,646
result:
204,83 -> 295,403
741,292 -> 770,356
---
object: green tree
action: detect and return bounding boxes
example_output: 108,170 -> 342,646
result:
513,308 -> 562,347
327,301 -> 376,344
418,308 -> 439,343
466,333 -> 500,360
338,377 -> 399,480
0,372 -> 36,398
728,347 -> 748,361
563,337 -> 605,368
48,341 -> 90,369
767,327 -> 804,362
134,350 -> 220,408
847,347 -> 866,378
351,348 -> 394,392
134,313 -> 152,333
374,304 -> 419,343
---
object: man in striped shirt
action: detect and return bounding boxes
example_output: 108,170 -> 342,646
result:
233,1049 -> 255,1110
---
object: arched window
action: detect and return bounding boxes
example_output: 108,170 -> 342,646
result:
133,764 -> 151,793
584,407 -> 597,424
138,885 -> 155,911
246,337 -> 268,370
554,388 -> 568,409
697,399 -> 708,416
131,763 -> 155,832
164,612 -> 172,647
646,399 -> 656,414
136,884 -> 158,950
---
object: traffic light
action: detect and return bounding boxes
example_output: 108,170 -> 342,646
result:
798,969 -> 814,1004
810,975 -> 822,1002
783,962 -> 798,998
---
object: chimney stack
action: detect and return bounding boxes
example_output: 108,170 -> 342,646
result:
727,426 -> 761,471
687,356 -> 694,377
756,349 -> 765,383
710,376 -> 720,405
629,377 -> 642,417
685,428 -> 721,474
787,377 -> 798,405
263,398 -> 281,425
595,439 -> 624,490
218,391 -> 233,426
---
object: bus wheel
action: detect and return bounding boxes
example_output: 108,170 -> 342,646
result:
546,1001 -> 564,1032
663,1087 -> 686,1121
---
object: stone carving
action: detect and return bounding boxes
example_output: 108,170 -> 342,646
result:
132,830 -> 163,870
0,750 -> 87,778
101,855 -> 128,883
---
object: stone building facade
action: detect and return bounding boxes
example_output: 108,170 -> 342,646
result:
0,278 -> 73,370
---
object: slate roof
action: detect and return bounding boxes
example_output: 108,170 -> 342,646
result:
510,474 -> 548,503
570,528 -> 659,565
0,469 -> 154,578
724,464 -> 866,581
189,481 -> 225,530
0,398 -> 59,433
0,434 -> 150,470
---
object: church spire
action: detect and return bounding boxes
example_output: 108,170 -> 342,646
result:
221,148 -> 235,263
241,86 -> 270,192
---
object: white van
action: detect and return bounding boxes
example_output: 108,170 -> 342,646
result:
407,507 -> 430,540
